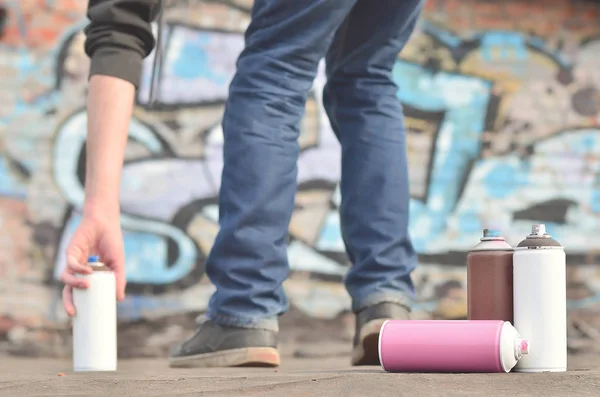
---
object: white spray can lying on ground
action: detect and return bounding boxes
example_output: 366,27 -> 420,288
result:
72,255 -> 117,371
513,224 -> 567,372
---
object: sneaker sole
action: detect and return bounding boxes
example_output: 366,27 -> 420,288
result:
169,347 -> 280,368
351,319 -> 388,366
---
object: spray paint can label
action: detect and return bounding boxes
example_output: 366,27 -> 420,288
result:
72,256 -> 117,371
379,320 -> 529,373
467,229 -> 514,322
513,224 -> 567,372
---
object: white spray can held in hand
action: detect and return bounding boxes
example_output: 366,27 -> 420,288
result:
513,224 -> 567,372
72,255 -> 117,371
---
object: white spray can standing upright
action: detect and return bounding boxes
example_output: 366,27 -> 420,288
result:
72,255 -> 117,371
513,224 -> 567,372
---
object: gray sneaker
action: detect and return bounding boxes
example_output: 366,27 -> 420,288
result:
351,302 -> 410,366
169,320 -> 280,368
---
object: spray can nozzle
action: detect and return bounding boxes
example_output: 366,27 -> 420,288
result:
480,229 -> 506,242
483,229 -> 502,238
514,338 -> 530,359
88,255 -> 102,267
531,224 -> 546,236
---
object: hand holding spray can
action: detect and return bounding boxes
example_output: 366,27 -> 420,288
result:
513,224 -> 567,372
72,255 -> 117,371
378,320 -> 529,373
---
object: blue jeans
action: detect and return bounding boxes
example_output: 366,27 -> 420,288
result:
205,0 -> 423,331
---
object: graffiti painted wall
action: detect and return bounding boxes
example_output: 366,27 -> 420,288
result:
1,0 -> 600,356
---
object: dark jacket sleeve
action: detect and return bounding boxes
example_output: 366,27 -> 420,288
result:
84,0 -> 160,88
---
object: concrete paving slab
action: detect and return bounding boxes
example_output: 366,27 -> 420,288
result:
0,354 -> 598,397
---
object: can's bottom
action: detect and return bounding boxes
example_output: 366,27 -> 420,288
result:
74,367 -> 117,372
514,367 -> 567,373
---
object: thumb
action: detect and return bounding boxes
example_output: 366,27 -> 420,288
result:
65,239 -> 89,271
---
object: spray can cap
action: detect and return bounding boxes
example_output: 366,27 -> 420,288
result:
470,229 -> 512,251
517,223 -> 562,248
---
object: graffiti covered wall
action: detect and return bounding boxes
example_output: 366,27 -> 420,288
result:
1,0 -> 599,356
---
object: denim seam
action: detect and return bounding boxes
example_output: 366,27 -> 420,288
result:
323,5 -> 353,136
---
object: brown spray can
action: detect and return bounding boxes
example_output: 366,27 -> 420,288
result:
467,229 -> 514,323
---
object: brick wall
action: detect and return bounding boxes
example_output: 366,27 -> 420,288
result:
1,0 -> 599,357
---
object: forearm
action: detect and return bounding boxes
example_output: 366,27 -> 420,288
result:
83,75 -> 135,218
82,0 -> 159,217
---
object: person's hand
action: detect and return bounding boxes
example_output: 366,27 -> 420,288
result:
60,211 -> 126,316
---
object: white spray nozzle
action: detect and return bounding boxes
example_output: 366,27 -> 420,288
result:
531,224 -> 546,236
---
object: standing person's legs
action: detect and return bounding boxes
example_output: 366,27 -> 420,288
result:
170,0 -> 358,368
322,0 -> 424,365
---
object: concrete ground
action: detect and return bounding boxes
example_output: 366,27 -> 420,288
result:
0,354 -> 598,397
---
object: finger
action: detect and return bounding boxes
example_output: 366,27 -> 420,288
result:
66,255 -> 93,275
62,285 -> 76,317
109,255 -> 127,302
115,266 -> 127,302
61,272 -> 90,289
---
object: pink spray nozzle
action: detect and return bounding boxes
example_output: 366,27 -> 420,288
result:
519,339 -> 530,355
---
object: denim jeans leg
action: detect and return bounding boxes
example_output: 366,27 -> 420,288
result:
204,0 -> 358,331
322,0 -> 425,312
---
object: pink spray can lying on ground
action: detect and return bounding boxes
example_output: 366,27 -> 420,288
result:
379,320 -> 529,373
